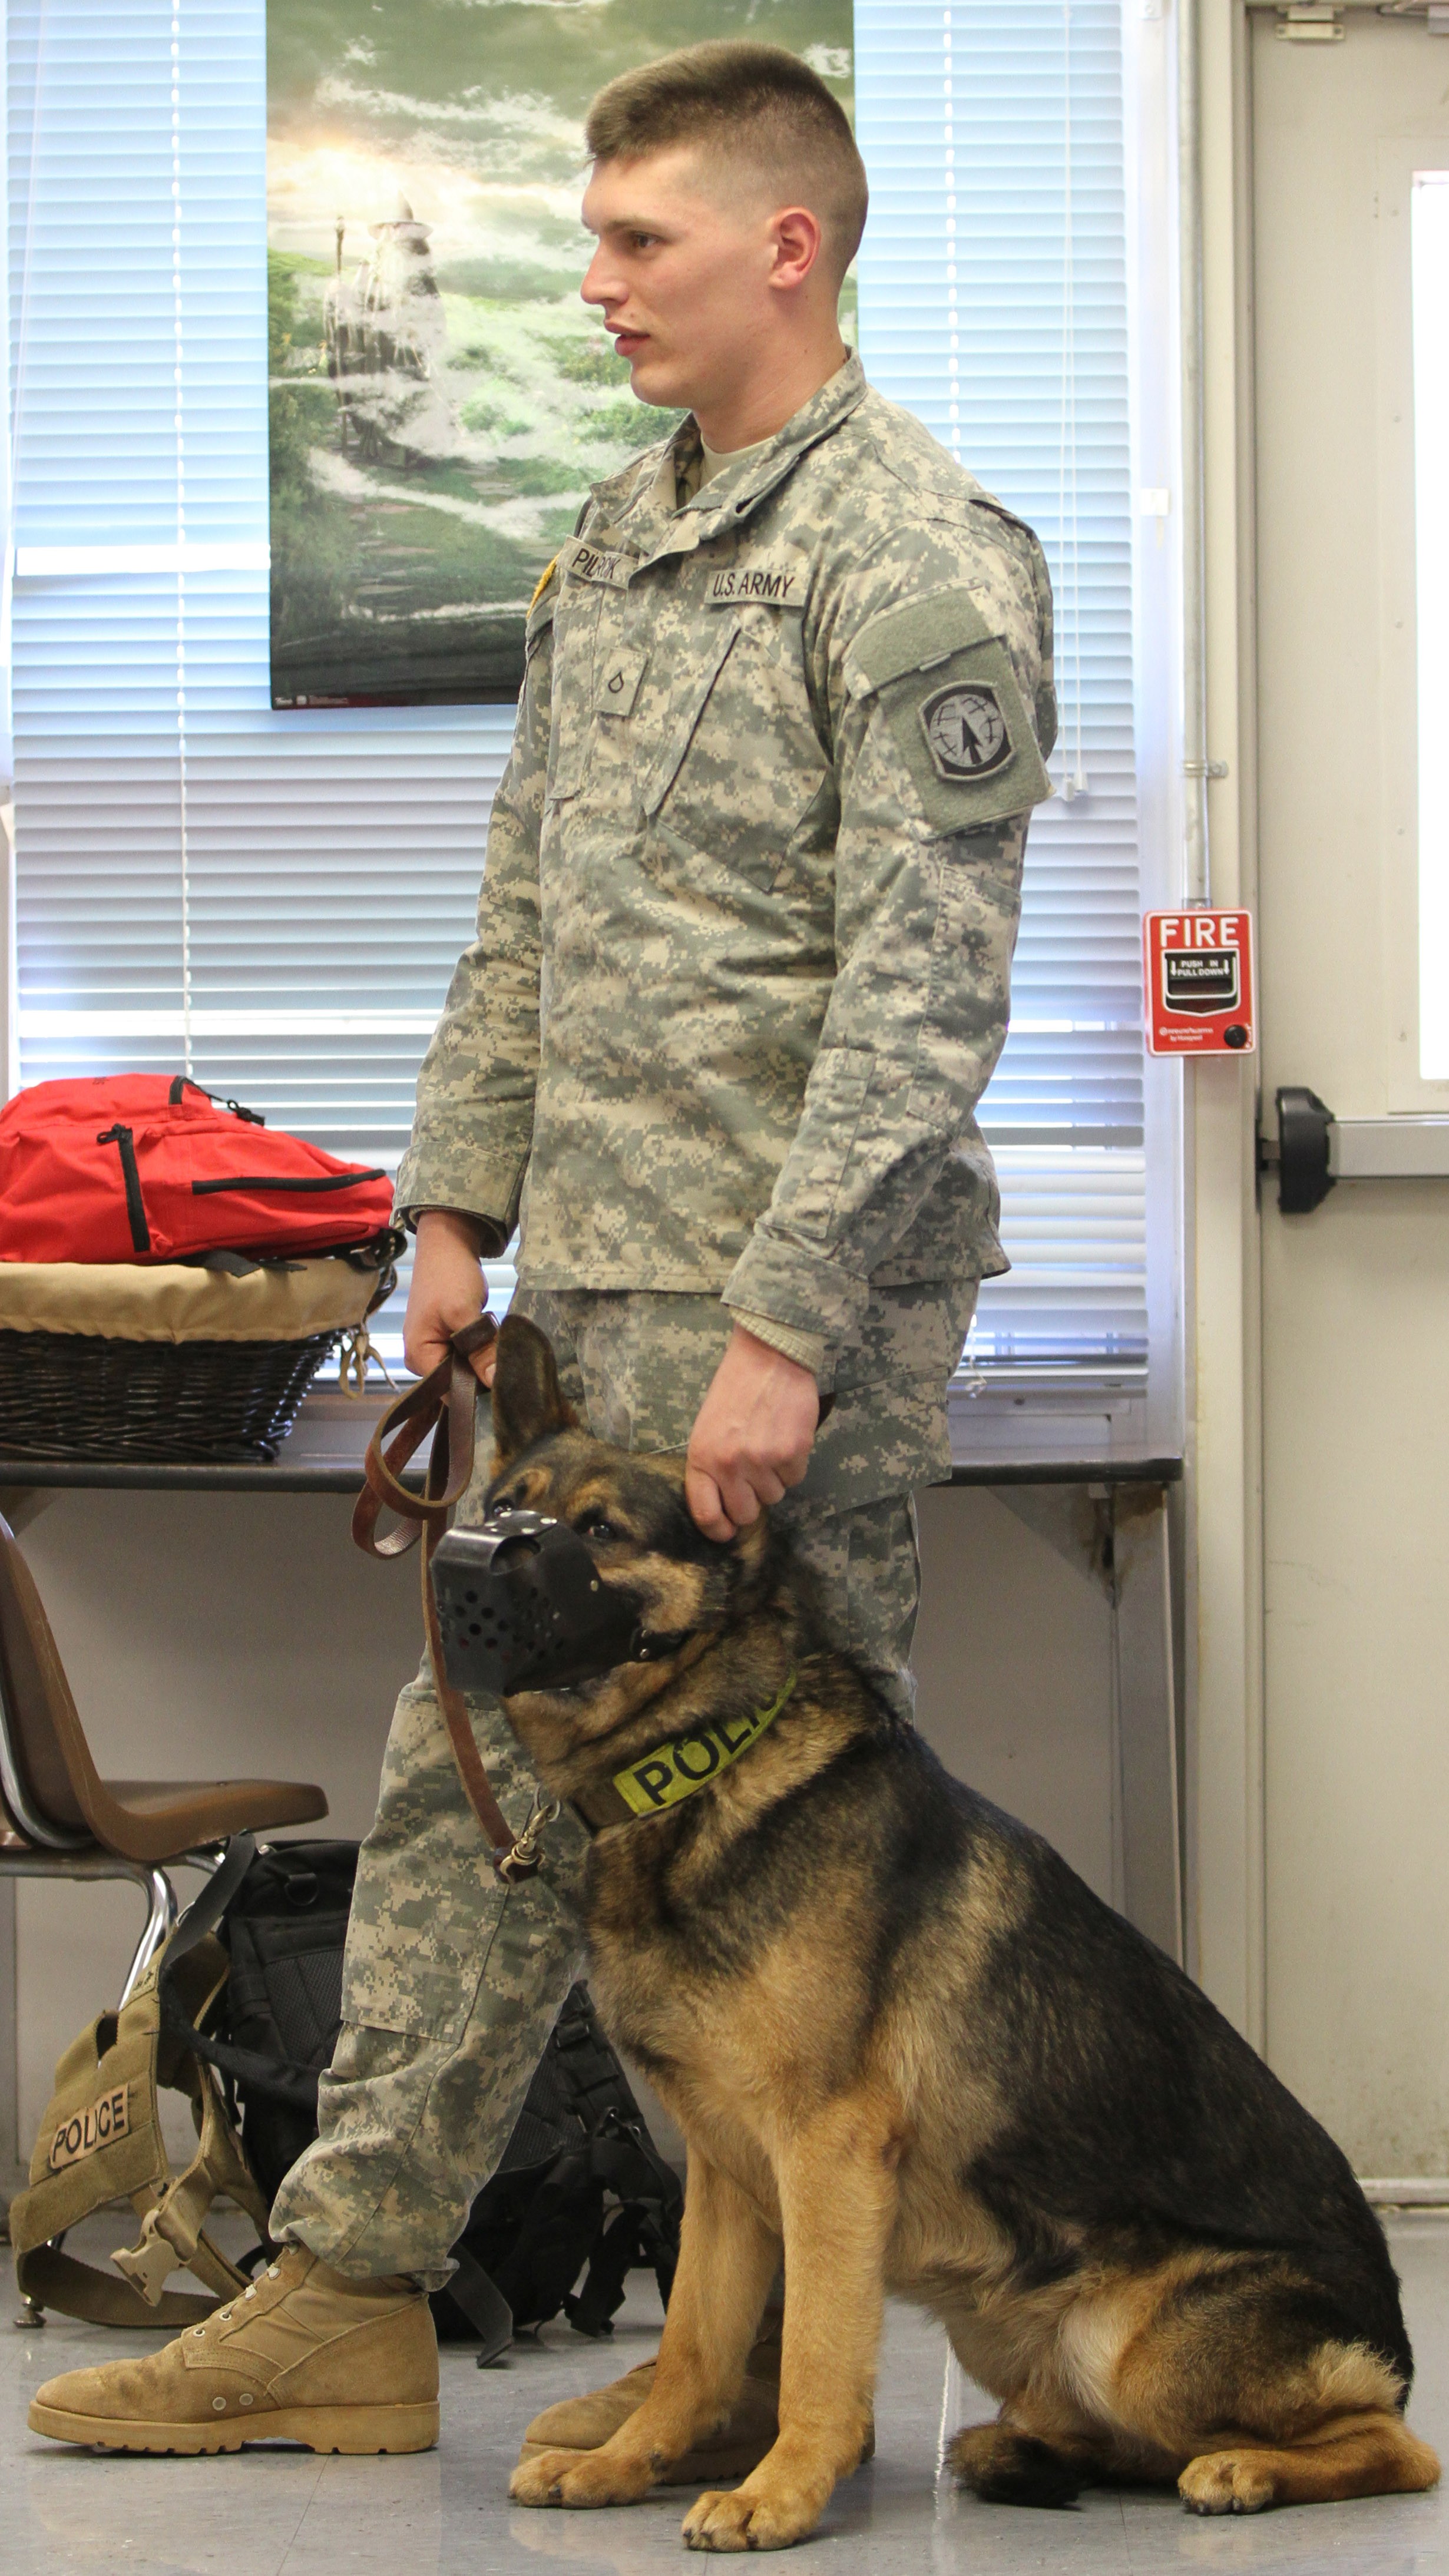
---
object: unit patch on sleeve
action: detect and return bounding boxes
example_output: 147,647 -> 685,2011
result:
920,683 -> 1012,782
847,584 -> 1052,833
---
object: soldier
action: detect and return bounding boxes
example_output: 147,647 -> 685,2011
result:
29,39 -> 1054,2463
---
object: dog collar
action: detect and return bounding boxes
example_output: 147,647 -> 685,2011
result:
573,1671 -> 798,1833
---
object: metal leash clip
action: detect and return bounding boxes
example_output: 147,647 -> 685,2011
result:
497,1788 -> 563,1886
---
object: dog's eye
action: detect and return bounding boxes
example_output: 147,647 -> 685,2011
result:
576,1509 -> 619,1543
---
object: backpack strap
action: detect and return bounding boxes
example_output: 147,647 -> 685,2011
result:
157,1835 -> 328,2109
446,2246 -> 513,2367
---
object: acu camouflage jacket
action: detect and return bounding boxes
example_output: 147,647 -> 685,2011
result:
396,354 -> 1057,1358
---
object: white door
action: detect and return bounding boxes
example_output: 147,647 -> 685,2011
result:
1253,9 -> 1449,2177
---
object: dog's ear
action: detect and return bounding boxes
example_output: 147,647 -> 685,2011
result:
490,1315 -> 577,1468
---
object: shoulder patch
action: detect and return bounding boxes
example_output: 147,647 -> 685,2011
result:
529,556 -> 559,614
921,681 -> 1013,781
846,584 -> 1050,834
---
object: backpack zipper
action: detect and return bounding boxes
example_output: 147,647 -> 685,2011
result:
190,1170 -> 386,1196
95,1125 -> 152,1253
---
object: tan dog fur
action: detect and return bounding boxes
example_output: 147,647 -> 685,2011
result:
482,1318 -> 1437,2550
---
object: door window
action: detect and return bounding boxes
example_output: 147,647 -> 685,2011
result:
1415,173 -> 1449,1079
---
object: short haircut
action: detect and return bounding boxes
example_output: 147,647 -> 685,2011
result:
584,41 -> 868,282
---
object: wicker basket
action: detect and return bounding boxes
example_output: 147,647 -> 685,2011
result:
0,1326 -> 342,1465
0,1251 -> 395,1466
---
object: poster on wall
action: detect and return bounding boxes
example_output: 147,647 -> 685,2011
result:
267,1 -> 855,710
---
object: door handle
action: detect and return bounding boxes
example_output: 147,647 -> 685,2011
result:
1258,1087 -> 1449,1211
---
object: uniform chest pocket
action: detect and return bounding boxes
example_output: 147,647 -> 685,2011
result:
594,644 -> 647,719
641,610 -> 829,890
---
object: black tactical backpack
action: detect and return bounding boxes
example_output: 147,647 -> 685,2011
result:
158,1836 -> 681,2362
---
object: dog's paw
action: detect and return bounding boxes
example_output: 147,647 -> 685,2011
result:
509,2443 -> 653,2509
1179,2449 -> 1278,2515
682,2479 -> 825,2552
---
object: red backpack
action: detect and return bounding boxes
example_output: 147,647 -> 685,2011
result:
0,1077 -> 398,1265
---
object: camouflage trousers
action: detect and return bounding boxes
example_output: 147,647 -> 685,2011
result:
270,1278 -> 974,2286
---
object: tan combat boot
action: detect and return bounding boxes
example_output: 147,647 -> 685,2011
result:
27,2245 -> 439,2456
518,2308 -> 873,2488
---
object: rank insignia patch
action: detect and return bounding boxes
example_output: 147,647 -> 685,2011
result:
919,681 -> 1013,781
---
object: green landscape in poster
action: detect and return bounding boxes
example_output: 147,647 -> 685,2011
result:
267,0 -> 855,708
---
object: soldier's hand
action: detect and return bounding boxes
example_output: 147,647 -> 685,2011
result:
685,1327 -> 819,1541
405,1210 -> 498,1386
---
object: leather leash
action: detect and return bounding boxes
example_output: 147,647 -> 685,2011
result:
352,1316 -> 555,1883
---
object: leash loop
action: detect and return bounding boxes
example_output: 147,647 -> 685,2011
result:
351,1313 -> 550,1882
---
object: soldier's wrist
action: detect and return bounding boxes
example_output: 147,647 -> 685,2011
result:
412,1206 -> 505,1259
729,1310 -> 828,1379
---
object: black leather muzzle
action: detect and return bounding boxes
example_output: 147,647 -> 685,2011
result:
432,1511 -> 659,1695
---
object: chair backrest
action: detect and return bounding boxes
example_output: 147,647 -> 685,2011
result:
0,1511 -> 100,1845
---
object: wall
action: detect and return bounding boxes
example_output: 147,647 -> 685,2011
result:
3,1481 -> 1118,2178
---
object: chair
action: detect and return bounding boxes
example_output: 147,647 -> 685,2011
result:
0,1507 -> 328,2011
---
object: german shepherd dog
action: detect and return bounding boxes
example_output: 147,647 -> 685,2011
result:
489,1318 -> 1439,2552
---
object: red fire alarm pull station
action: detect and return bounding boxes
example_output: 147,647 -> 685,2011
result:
1143,909 -> 1256,1056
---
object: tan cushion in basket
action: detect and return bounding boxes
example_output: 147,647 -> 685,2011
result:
0,1259 -> 383,1344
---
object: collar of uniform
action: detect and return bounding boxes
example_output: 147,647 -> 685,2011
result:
574,436 -> 697,578
570,1670 -> 798,1835
607,354 -> 869,574
676,352 -> 868,525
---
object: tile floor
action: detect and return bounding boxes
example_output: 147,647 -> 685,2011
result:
5,2210 -> 1449,2575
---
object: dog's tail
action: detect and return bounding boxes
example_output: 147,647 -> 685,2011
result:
948,2423 -> 1082,2508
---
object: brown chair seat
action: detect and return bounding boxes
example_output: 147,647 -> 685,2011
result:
0,1511 -> 328,1867
89,1777 -> 327,1860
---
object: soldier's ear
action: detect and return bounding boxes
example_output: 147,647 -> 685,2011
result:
490,1315 -> 578,1469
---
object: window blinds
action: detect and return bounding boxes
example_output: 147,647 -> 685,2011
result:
855,0 -> 1146,1369
8,0 -> 1147,1379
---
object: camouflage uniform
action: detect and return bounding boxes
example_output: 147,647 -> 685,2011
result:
272,355 -> 1054,2282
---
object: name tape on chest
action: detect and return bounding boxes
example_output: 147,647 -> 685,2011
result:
706,562 -> 805,610
564,538 -> 635,591
49,2082 -> 130,2173
611,1672 -> 798,1817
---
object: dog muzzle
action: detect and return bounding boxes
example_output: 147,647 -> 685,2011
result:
432,1511 -> 674,1696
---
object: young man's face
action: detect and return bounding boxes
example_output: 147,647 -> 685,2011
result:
579,145 -> 795,422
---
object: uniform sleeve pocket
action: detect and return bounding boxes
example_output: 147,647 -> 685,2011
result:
847,584 -> 1051,833
768,1045 -> 876,1237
